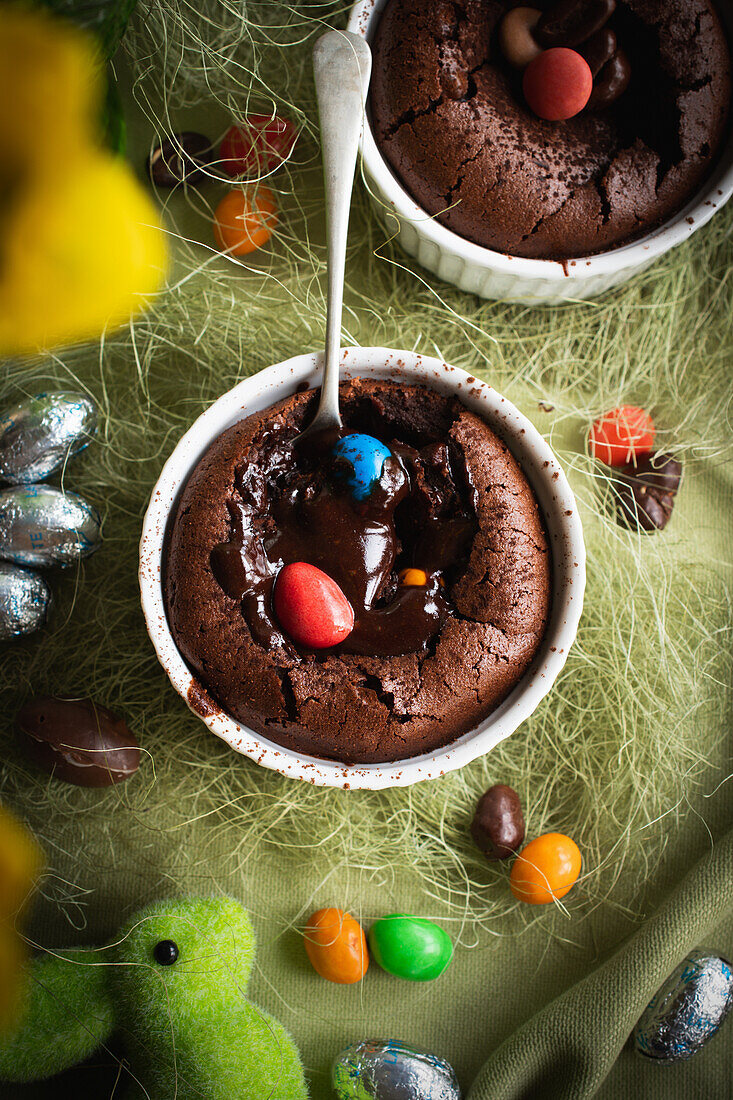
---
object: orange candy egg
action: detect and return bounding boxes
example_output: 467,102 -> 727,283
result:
509,832 -> 582,905
213,186 -> 278,256
304,907 -> 369,984
398,568 -> 428,587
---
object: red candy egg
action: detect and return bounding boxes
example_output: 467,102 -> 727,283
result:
589,406 -> 656,466
274,563 -> 354,648
523,48 -> 592,121
220,114 -> 297,177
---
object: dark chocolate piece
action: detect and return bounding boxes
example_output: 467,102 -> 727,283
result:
147,132 -> 214,188
535,0 -> 616,49
613,452 -> 682,531
588,49 -> 631,110
578,27 -> 617,77
17,697 -> 140,786
470,784 -> 526,860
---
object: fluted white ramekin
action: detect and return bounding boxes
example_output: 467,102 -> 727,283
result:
348,0 -> 733,304
140,348 -> 585,788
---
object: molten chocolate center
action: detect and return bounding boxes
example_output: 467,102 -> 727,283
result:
210,426 -> 476,656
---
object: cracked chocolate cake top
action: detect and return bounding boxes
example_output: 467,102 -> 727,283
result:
370,0 -> 731,260
164,378 -> 552,764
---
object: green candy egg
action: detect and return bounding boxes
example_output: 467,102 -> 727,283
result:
367,914 -> 453,982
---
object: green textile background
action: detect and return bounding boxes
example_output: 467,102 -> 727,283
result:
1,3 -> 732,1097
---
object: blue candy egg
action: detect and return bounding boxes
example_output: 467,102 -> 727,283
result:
332,434 -> 391,501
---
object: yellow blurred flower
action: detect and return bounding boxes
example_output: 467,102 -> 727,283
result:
0,6 -> 168,354
0,806 -> 42,1034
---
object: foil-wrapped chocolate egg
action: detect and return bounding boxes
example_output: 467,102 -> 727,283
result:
332,1039 -> 461,1100
634,949 -> 733,1063
0,562 -> 51,640
0,392 -> 97,484
0,486 -> 101,567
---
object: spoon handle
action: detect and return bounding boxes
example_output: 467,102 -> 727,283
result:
311,31 -> 372,433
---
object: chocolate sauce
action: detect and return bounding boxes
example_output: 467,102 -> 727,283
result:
210,424 -> 476,656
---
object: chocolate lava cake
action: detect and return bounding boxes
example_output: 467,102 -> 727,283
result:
165,378 -> 551,764
370,0 -> 731,259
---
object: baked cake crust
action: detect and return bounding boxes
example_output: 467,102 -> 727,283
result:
165,379 -> 551,764
370,0 -> 731,260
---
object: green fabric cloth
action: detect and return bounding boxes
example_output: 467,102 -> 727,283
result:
470,830 -> 733,1100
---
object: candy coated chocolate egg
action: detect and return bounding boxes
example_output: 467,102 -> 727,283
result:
304,907 -> 368,984
332,434 -> 392,501
213,187 -> 278,256
274,562 -> 354,648
147,132 -> 214,188
17,697 -> 140,787
220,114 -> 297,177
399,568 -> 428,587
523,48 -> 592,121
471,784 -> 525,861
332,1039 -> 462,1100
589,405 -> 655,465
0,485 -> 101,567
368,914 -> 453,982
0,392 -> 97,485
634,950 -> 733,1063
0,562 -> 51,640
510,833 -> 582,905
499,7 -> 542,68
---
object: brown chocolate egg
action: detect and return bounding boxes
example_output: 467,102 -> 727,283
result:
17,697 -> 140,787
471,784 -> 525,860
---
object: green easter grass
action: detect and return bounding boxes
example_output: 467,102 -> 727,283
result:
1,0 -> 731,963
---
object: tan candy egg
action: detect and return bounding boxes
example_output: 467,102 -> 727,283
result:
500,7 -> 543,69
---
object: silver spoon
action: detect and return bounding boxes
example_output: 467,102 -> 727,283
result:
298,30 -> 372,442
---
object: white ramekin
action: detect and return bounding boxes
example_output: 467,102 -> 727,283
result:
139,347 -> 585,789
348,0 -> 733,305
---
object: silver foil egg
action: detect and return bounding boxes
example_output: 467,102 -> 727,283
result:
0,392 -> 97,484
0,562 -> 51,639
0,485 -> 101,567
634,949 -> 733,1063
332,1039 -> 461,1100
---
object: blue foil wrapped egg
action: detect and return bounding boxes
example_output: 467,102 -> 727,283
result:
333,434 -> 392,501
0,485 -> 101,568
0,562 -> 51,639
332,1038 -> 461,1099
634,949 -> 733,1063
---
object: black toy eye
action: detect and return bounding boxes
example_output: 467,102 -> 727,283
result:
153,939 -> 179,965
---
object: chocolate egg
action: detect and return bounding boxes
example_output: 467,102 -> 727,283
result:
273,562 -> 354,648
470,784 -> 525,860
0,392 -> 97,484
332,434 -> 392,501
332,1039 -> 461,1100
368,914 -> 453,982
634,950 -> 733,1063
0,562 -> 51,640
17,697 -> 140,787
0,486 -> 101,567
147,131 -> 214,187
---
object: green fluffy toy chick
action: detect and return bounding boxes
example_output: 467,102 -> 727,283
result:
0,896 -> 308,1099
